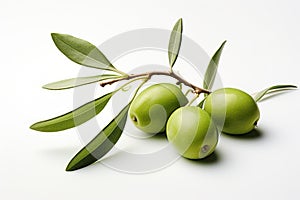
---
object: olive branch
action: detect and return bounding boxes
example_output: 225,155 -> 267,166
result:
30,18 -> 296,171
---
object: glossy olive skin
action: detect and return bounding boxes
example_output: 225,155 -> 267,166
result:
129,83 -> 188,134
166,106 -> 218,159
204,88 -> 260,134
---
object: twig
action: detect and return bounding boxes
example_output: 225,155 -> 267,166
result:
99,71 -> 210,95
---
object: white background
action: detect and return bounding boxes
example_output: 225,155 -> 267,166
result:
1,0 -> 300,199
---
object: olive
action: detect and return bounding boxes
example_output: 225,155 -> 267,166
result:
166,106 -> 218,159
129,83 -> 188,134
204,88 -> 260,134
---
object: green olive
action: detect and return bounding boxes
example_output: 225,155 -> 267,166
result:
129,83 -> 188,134
204,88 -> 260,134
166,106 -> 218,159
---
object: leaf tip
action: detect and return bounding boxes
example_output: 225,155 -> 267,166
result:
29,124 -> 35,130
65,163 -> 75,172
219,40 -> 227,49
51,33 -> 59,39
42,84 -> 50,90
30,122 -> 47,132
51,33 -> 63,46
42,84 -> 57,90
65,158 -> 87,172
29,123 -> 38,131
65,156 -> 79,171
176,18 -> 183,31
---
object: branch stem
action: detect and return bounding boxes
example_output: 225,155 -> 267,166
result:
100,71 -> 210,95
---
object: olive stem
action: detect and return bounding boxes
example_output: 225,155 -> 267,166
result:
187,94 -> 200,106
100,71 -> 210,95
178,83 -> 183,90
184,89 -> 193,96
114,76 -> 149,93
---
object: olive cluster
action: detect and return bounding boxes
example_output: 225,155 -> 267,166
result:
129,83 -> 260,159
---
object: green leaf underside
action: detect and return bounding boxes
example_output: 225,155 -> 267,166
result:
30,92 -> 113,132
51,33 -> 115,71
42,74 -> 121,90
253,85 -> 297,102
203,41 -> 227,90
168,18 -> 183,68
66,104 -> 130,171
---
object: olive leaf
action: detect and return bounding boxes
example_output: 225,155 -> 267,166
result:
203,41 -> 227,90
253,85 -> 297,102
51,33 -> 117,72
30,92 -> 114,132
168,18 -> 183,68
66,103 -> 130,171
43,74 -> 122,90
65,78 -> 148,171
